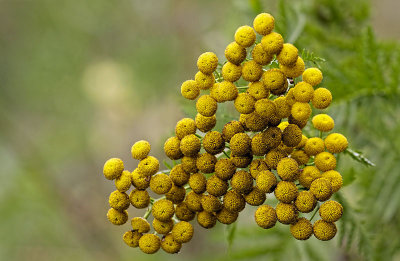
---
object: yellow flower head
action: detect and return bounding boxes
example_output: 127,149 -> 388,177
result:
251,133 -> 268,156
322,170 -> 343,193
109,190 -> 130,211
274,181 -> 298,203
181,155 -> 198,174
304,137 -> 325,156
172,221 -> 194,244
231,153 -> 253,168
255,204 -> 277,229
262,69 -> 287,95
129,189 -> 150,209
123,230 -> 142,248
185,191 -> 203,212
235,25 -> 256,48
253,13 -> 275,35
195,113 -> 216,133
225,42 -> 247,65
277,43 -> 298,66
175,202 -> 196,221
206,175 -> 228,197
195,71 -> 215,90
196,94 -> 218,117
150,173 -> 172,194
107,208 -> 128,225
275,202 -> 298,224
310,178 -> 333,201
231,170 -> 254,194
131,217 -> 150,233
223,190 -> 246,213
214,81 -> 239,102
325,133 -> 348,154
165,185 -> 186,204
243,112 -> 268,132
312,87 -> 332,109
252,43 -> 273,65
197,211 -> 217,229
152,218 -> 174,235
291,150 -> 310,165
291,102 -> 312,122
265,149 -> 286,170
298,166 -> 321,188
294,191 -> 317,213
175,118 -> 196,140
222,62 -> 242,82
215,158 -> 236,181
180,134 -> 201,157
319,200 -> 343,222
295,134 -> 308,149
285,88 -> 297,106
115,170 -> 131,192
197,52 -> 218,75
247,81 -> 269,100
256,170 -> 277,193
282,123 -> 302,147
261,32 -> 284,55
196,152 -> 217,173
188,172 -> 207,194
263,126 -> 282,150
274,96 -> 291,119
255,98 -> 276,119
234,93 -> 256,114
302,67 -> 323,86
103,158 -> 124,180
138,233 -> 161,254
131,140 -> 151,160
244,187 -> 266,206
138,156 -> 159,176
230,133 -> 252,156
242,60 -> 263,82
315,152 -> 337,172
280,57 -> 305,79
312,114 -> 335,132
313,219 -> 337,241
203,131 -> 225,155
161,233 -> 182,254
277,157 -> 299,181
131,168 -> 150,190
152,199 -> 175,221
181,79 -> 200,100
164,137 -> 183,160
201,194 -> 223,213
216,208 -> 239,225
290,218 -> 313,240
293,81 -> 314,103
222,120 -> 245,142
249,158 -> 269,179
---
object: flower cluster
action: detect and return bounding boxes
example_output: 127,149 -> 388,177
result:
102,12 -> 348,254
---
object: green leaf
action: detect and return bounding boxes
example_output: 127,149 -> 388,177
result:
344,148 -> 375,167
226,222 -> 237,252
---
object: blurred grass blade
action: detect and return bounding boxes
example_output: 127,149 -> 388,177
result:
344,148 -> 375,167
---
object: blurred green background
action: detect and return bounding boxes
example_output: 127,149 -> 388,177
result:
1,0 -> 399,260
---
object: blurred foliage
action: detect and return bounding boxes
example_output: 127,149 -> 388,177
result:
0,0 -> 399,260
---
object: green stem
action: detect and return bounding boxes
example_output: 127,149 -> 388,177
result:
237,86 -> 249,89
310,203 -> 320,221
223,150 -> 230,158
143,206 -> 152,220
319,130 -> 323,138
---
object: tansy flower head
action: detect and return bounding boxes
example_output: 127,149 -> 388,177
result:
294,191 -> 317,213
161,234 -> 182,254
131,217 -> 150,233
195,71 -> 215,90
123,230 -> 142,248
197,211 -> 217,229
265,149 -> 286,169
244,187 -> 266,206
290,150 -> 310,166
201,194 -> 223,213
222,62 -> 242,82
152,199 -> 175,222
107,208 -> 128,225
282,123 -> 303,147
196,94 -> 218,117
185,191 -> 203,212
319,200 -> 343,222
313,220 -> 337,241
223,190 -> 246,213
196,152 -> 217,173
109,190 -> 130,211
291,102 -> 312,122
138,233 -> 161,254
206,175 -> 228,197
131,140 -> 151,160
230,153 -> 253,168
215,158 -> 236,181
312,114 -> 335,132
115,170 -> 131,192
277,157 -> 299,181
255,98 -> 276,119
129,189 -> 150,209
234,93 -> 256,114
263,126 -> 282,150
230,133 -> 252,156
164,137 -> 183,160
277,43 -> 298,66
256,170 -> 277,193
243,112 -> 268,132
234,25 -> 256,48
290,218 -> 313,240
131,168 -> 150,190
310,178 -> 333,201
247,81 -> 269,100
322,170 -> 343,192
222,120 -> 245,142
138,156 -> 159,176
251,133 -> 268,156
175,118 -> 196,140
304,137 -> 325,156
203,131 -> 225,155
150,173 -> 172,194
242,60 -> 263,82
262,69 -> 287,95
293,81 -> 314,103
153,219 -> 174,235
312,87 -> 332,109
279,56 -> 305,78
249,159 -> 269,179
216,208 -> 239,225
285,88 -> 297,106
274,96 -> 291,119
195,113 -> 216,133
172,221 -> 194,243
274,181 -> 298,203
261,32 -> 284,55
255,204 -> 277,229
315,152 -> 337,172
165,185 -> 186,204
197,52 -> 218,75
275,202 -> 298,224
188,172 -> 207,194
103,158 -> 124,180
175,202 -> 196,222
225,42 -> 247,65
325,133 -> 348,154
302,67 -> 323,86
298,166 -> 321,188
231,170 -> 254,194
252,43 -> 273,65
180,134 -> 201,157
181,80 -> 200,100
295,134 -> 308,149
181,155 -> 198,174
253,13 -> 275,35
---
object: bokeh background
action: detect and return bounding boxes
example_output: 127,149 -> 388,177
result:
1,0 -> 399,260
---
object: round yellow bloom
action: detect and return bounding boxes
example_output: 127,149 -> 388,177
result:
138,156 -> 159,176
230,133 -> 251,156
252,44 -> 273,65
150,173 -> 172,194
225,42 -> 247,65
171,221 -> 194,243
302,67 -> 323,86
131,168 -> 150,190
291,102 -> 312,122
274,97 -> 291,119
322,170 -> 343,193
223,190 -> 246,213
312,87 -> 332,109
262,69 -> 287,95
107,208 -> 128,225
242,60 -> 263,82
203,131 -> 225,155
255,205 -> 277,229
234,93 -> 256,114
161,233 -> 182,254
294,191 -> 317,213
245,187 -> 266,206
103,158 -> 124,180
222,62 -> 242,82
277,43 -> 298,66
164,137 -> 183,160
277,157 -> 299,181
295,135 -> 308,149
274,181 -> 298,203
153,218 -> 174,235
196,152 -> 217,173
152,199 -> 175,221
247,81 -> 269,100
188,172 -> 207,194
123,230 -> 141,248
131,140 -> 151,160
310,178 -> 333,201
290,150 -> 310,165
165,185 -> 186,204
129,189 -> 150,209
325,133 -> 348,153
275,202 -> 298,224
256,170 -> 277,193
222,120 -> 244,142
175,118 -> 196,140
197,52 -> 218,75
298,166 -> 321,188
181,155 -> 198,174
288,115 -> 308,129
290,218 -> 313,240
261,32 -> 284,55
109,190 -> 130,211
216,208 -> 239,224
265,149 -> 286,169
304,137 -> 325,156
195,71 -> 215,90
231,153 -> 253,168
216,81 -> 239,102
235,25 -> 256,48
249,159 -> 269,179
196,95 -> 217,117
197,211 -> 217,229
115,170 -> 131,192
312,114 -> 335,132
319,200 -> 343,222
253,13 -> 275,35
251,133 -> 268,156
313,220 -> 337,241
131,217 -> 150,233
255,98 -> 276,119
263,126 -> 282,150
206,175 -> 228,197
201,194 -> 223,213
181,80 -> 200,100
185,191 -> 203,212
280,57 -> 305,78
293,82 -> 314,103
138,234 -> 160,254
282,124 -> 302,147
231,170 -> 253,194
215,158 -> 236,181
315,152 -> 337,172
243,112 -> 268,132
180,134 -> 201,157
195,113 -> 216,133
